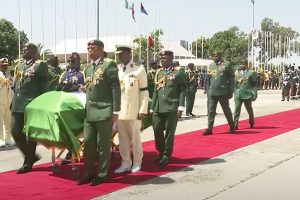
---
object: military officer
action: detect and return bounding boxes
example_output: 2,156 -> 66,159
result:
57,52 -> 84,92
0,58 -> 14,147
203,52 -> 235,135
185,63 -> 198,117
147,61 -> 158,98
150,50 -> 187,166
77,40 -> 121,186
47,55 -> 62,91
233,61 -> 258,130
11,43 -> 49,173
114,45 -> 149,174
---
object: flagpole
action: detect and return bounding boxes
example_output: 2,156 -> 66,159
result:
75,0 -> 78,51
41,0 -> 45,61
86,0 -> 89,63
201,37 -> 204,59
18,0 -> 21,63
30,0 -> 33,42
63,0 -> 67,64
96,0 -> 99,39
54,0 -> 57,55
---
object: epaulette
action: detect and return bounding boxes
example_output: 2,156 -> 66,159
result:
174,66 -> 183,71
103,58 -> 114,63
35,60 -> 44,64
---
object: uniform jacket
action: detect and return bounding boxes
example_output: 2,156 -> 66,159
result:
118,61 -> 149,120
207,61 -> 235,97
234,69 -> 258,100
186,69 -> 198,92
151,66 -> 186,113
0,71 -> 14,106
11,60 -> 49,112
84,58 -> 121,121
48,65 -> 62,91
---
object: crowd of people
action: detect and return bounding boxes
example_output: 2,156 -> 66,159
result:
0,39 -> 289,186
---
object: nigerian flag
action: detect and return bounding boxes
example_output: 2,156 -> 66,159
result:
24,91 -> 86,156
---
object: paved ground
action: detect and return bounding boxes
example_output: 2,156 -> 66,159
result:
1,89 -> 300,200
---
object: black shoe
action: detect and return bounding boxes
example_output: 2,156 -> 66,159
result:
155,154 -> 163,163
203,129 -> 212,136
60,151 -> 72,166
186,113 -> 191,117
77,176 -> 94,185
250,124 -> 254,128
229,128 -> 235,134
16,164 -> 33,174
90,177 -> 105,186
158,156 -> 170,167
281,99 -> 285,101
190,113 -> 196,117
234,126 -> 238,130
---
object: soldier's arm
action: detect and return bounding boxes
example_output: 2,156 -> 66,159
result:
251,71 -> 258,100
138,67 -> 149,114
178,70 -> 187,111
106,62 -> 121,113
227,64 -> 235,94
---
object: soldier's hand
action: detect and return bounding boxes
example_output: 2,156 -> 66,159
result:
112,114 -> 119,122
137,113 -> 146,120
177,110 -> 183,118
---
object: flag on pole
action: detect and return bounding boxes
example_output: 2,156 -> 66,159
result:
131,3 -> 136,21
125,0 -> 131,9
148,35 -> 154,47
141,3 -> 148,15
252,29 -> 259,40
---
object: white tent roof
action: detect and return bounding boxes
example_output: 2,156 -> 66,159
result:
50,36 -> 134,55
162,41 -> 195,58
267,53 -> 300,66
174,58 -> 213,67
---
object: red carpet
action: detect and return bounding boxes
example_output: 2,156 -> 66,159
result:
1,108 -> 299,200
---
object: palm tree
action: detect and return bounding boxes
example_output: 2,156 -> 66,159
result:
36,43 -> 53,61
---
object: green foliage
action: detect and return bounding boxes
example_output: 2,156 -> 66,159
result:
0,18 -> 28,61
207,26 -> 248,64
36,43 -> 53,60
133,29 -> 163,65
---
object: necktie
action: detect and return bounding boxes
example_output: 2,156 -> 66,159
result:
92,62 -> 96,70
123,65 -> 126,72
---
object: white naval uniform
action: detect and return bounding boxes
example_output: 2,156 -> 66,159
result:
0,71 -> 14,144
117,61 -> 149,167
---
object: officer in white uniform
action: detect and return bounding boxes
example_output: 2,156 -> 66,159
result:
0,58 -> 14,147
114,45 -> 149,173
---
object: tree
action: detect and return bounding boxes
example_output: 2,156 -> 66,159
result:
36,43 -> 53,60
191,37 -> 210,59
208,26 -> 248,64
133,29 -> 163,67
0,18 -> 28,62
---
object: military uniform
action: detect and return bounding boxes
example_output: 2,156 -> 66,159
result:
83,56 -> 121,180
151,63 -> 186,164
204,61 -> 235,134
0,61 -> 14,146
48,65 -> 62,91
147,68 -> 157,98
116,60 -> 149,173
11,59 -> 49,169
185,68 -> 198,116
233,68 -> 258,129
57,69 -> 84,92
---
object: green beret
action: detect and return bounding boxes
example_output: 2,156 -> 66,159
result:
115,45 -> 132,54
88,40 -> 104,48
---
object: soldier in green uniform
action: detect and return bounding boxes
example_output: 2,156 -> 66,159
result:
185,63 -> 198,117
203,52 -> 235,135
151,50 -> 186,166
47,55 -> 62,91
11,43 -> 49,174
77,40 -> 121,186
147,61 -> 158,98
233,61 -> 258,129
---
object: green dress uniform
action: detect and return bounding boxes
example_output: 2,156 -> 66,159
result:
233,69 -> 258,129
11,60 -> 49,166
206,61 -> 235,134
83,58 -> 121,179
185,69 -> 198,115
147,68 -> 157,99
151,66 -> 186,163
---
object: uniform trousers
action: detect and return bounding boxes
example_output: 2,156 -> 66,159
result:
152,112 -> 178,158
117,119 -> 143,166
207,95 -> 234,131
83,120 -> 112,178
0,104 -> 12,143
11,112 -> 37,164
233,99 -> 254,128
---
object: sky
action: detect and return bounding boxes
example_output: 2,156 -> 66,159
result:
1,0 -> 300,50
